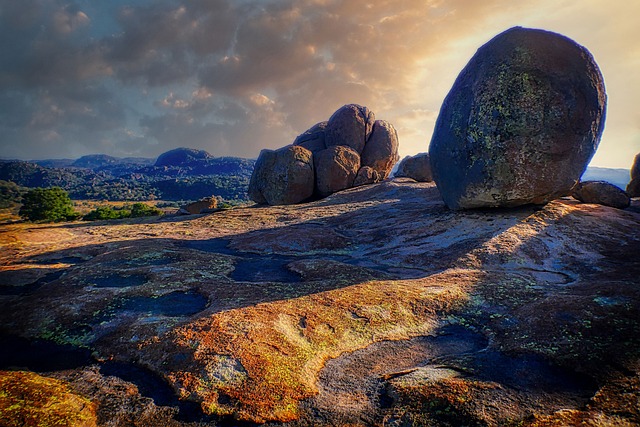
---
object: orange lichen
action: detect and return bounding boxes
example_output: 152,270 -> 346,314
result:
0,370 -> 97,427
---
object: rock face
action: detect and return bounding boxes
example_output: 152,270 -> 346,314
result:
1,180 -> 639,426
572,181 -> 630,209
395,152 -> 434,182
314,146 -> 361,197
325,104 -> 375,154
361,120 -> 400,179
248,145 -> 314,205
626,153 -> 640,197
429,26 -> 607,210
249,105 -> 399,204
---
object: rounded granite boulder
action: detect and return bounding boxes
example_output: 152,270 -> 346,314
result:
429,26 -> 607,209
572,181 -> 630,209
361,120 -> 400,179
395,153 -> 434,182
325,104 -> 375,154
626,153 -> 640,197
314,145 -> 361,197
248,145 -> 315,205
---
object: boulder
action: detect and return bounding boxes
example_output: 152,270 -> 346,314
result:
572,181 -> 630,209
325,104 -> 375,154
361,120 -> 399,179
293,121 -> 328,154
626,153 -> 640,197
181,198 -> 218,215
353,166 -> 380,187
395,153 -> 433,182
314,146 -> 361,197
248,146 -> 315,205
429,26 -> 607,210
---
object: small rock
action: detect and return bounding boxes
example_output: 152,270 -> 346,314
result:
361,120 -> 399,179
395,153 -> 433,182
314,146 -> 361,197
353,166 -> 381,187
325,104 -> 375,154
181,197 -> 218,215
572,181 -> 630,209
248,145 -> 315,205
429,27 -> 606,209
293,121 -> 328,154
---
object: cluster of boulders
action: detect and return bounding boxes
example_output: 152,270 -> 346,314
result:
428,26 -> 607,210
249,104 -> 399,205
626,153 -> 640,197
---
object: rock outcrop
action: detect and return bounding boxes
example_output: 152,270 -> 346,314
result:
154,147 -> 213,167
572,181 -> 630,209
429,26 -> 607,210
1,180 -> 638,426
394,152 -> 434,182
249,104 -> 399,205
626,153 -> 640,197
248,145 -> 315,205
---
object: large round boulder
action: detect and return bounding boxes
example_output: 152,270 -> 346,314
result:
361,120 -> 399,179
572,181 -> 630,209
248,146 -> 315,205
395,153 -> 433,182
429,27 -> 607,209
325,104 -> 375,154
314,145 -> 361,197
626,153 -> 640,197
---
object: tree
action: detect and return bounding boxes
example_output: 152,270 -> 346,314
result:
19,187 -> 80,222
129,202 -> 162,217
0,180 -> 26,208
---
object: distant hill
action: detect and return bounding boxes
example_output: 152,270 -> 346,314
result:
0,149 -> 256,203
582,166 -> 630,190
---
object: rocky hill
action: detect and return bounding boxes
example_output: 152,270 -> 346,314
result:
0,179 -> 638,426
0,149 -> 255,203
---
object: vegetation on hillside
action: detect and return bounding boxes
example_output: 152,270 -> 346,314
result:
83,203 -> 162,221
0,180 -> 27,208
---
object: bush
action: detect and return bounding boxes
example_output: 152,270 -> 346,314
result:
0,180 -> 26,208
83,203 -> 161,221
19,187 -> 80,222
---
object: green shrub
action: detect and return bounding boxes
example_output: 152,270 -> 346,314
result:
0,180 -> 26,208
19,187 -> 80,222
83,203 -> 161,221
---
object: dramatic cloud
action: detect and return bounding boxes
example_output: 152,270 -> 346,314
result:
0,0 -> 638,167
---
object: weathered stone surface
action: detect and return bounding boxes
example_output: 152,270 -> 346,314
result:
180,197 -> 218,215
314,145 -> 360,197
626,153 -> 640,197
361,120 -> 399,179
248,145 -> 314,205
572,181 -> 630,209
395,152 -> 434,182
325,104 -> 375,154
353,166 -> 380,187
0,181 -> 639,425
429,26 -> 607,210
293,121 -> 328,154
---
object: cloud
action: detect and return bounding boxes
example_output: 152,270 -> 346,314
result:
0,0 -> 638,166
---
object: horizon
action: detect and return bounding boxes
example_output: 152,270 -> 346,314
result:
1,1 -> 638,168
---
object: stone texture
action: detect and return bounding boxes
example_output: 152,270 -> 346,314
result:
325,104 -> 375,154
293,121 -> 328,154
353,166 -> 380,187
626,153 -> 640,197
572,181 -> 630,209
314,145 -> 360,197
248,145 -> 314,205
429,26 -> 607,210
180,198 -> 218,215
361,120 -> 399,179
395,153 -> 434,182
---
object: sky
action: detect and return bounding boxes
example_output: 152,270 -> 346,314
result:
0,0 -> 638,168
